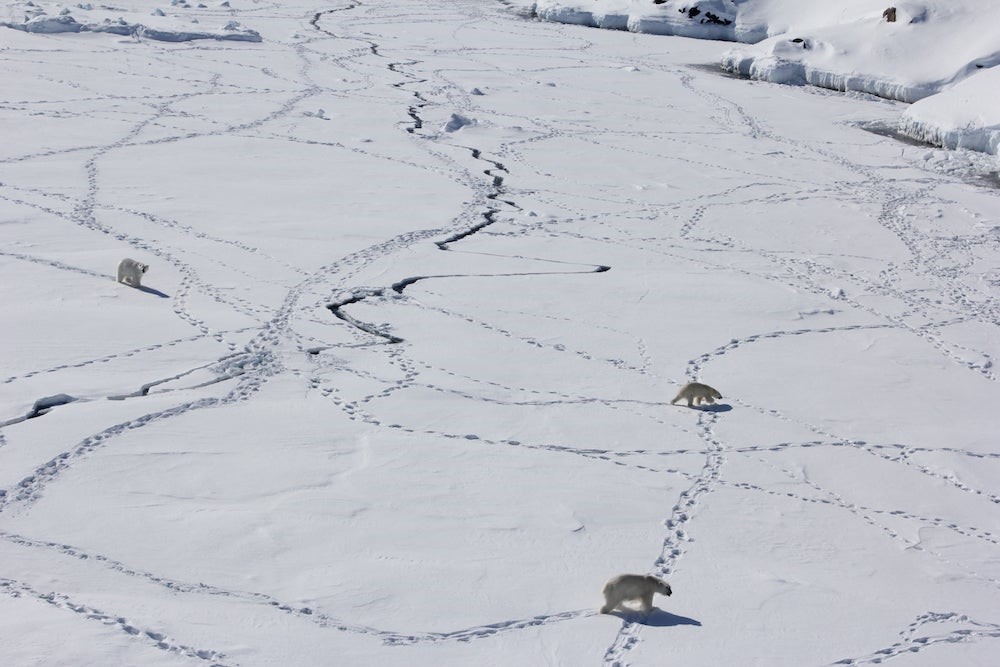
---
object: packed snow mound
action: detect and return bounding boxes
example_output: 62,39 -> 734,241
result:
899,67 -> 1000,156
29,394 -> 77,418
0,1 -> 262,42
442,113 -> 477,133
720,1 -> 1000,102
133,20 -> 261,43
14,13 -> 84,32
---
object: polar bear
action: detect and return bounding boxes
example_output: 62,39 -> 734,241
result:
671,382 -> 722,407
601,574 -> 672,615
117,258 -> 148,288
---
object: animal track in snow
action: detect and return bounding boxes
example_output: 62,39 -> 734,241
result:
832,612 -> 1000,665
0,577 -> 229,664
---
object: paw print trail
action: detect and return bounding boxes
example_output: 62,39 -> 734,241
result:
381,609 -> 595,645
604,411 -> 726,666
0,578 -> 230,665
0,528 -> 419,644
2,525 -> 593,650
832,612 -> 1000,665
0,396 -> 220,516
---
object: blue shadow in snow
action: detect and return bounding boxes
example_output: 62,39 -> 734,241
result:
609,608 -> 702,628
697,403 -> 732,413
673,403 -> 732,413
137,285 -> 170,298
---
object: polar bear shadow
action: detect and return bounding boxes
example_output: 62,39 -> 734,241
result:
136,284 -> 170,298
608,608 -> 702,627
694,403 -> 732,413
110,276 -> 169,298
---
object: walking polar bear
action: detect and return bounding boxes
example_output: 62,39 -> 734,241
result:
601,574 -> 672,615
117,258 -> 148,288
671,381 -> 722,407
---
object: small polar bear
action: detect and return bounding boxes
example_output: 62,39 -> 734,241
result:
671,382 -> 722,408
601,574 -> 672,615
117,258 -> 149,288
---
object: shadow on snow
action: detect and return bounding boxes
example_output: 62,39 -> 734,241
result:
608,608 -> 702,628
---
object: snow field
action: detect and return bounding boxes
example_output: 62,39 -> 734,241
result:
1,1 -> 999,665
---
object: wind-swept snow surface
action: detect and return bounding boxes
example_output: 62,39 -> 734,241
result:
1,1 -> 999,665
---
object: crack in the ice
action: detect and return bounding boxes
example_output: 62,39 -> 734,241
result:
308,24 -> 612,343
327,288 -> 404,344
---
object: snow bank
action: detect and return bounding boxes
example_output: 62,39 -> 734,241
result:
518,0 -> 935,44
898,66 -> 1000,155
515,1 -> 1000,106
525,0 -> 755,41
1,3 -> 262,42
133,20 -> 261,43
720,2 -> 1000,103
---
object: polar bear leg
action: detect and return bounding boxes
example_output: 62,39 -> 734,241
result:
601,589 -> 621,614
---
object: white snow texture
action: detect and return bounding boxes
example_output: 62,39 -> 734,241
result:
1,1 -> 999,666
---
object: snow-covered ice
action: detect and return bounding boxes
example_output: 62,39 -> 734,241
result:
1,0 -> 999,665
